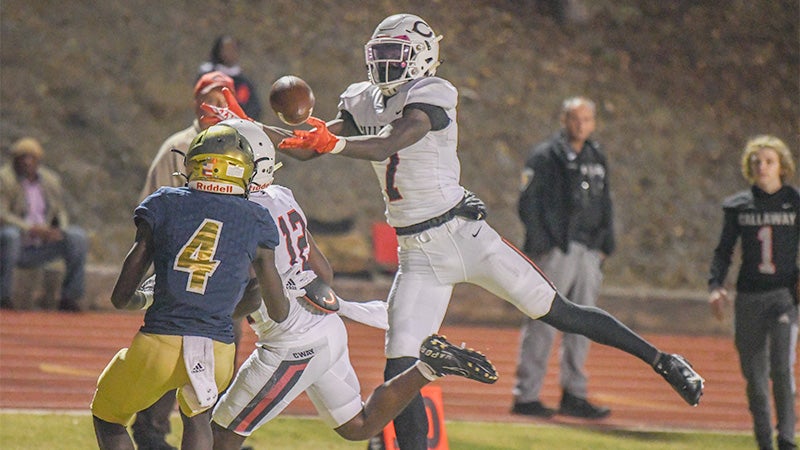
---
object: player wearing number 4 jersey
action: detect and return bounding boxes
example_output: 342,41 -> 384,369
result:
91,124 -> 294,450
276,13 -> 705,450
210,119 -> 498,450
708,135 -> 799,450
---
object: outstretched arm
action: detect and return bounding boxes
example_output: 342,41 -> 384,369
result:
275,118 -> 347,161
198,86 -> 308,157
279,109 -> 432,161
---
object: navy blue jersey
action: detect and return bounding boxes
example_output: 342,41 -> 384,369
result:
135,187 -> 279,343
709,185 -> 800,293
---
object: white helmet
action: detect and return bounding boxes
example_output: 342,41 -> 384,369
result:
219,118 -> 276,192
365,14 -> 442,96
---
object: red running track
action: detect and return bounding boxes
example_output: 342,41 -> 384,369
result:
0,310 -> 773,432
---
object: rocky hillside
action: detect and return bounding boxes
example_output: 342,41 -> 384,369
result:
1,0 -> 797,290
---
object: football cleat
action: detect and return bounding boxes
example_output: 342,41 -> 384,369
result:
419,334 -> 498,384
653,353 -> 704,406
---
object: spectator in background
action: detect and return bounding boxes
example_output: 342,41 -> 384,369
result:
0,137 -> 88,312
512,97 -> 614,419
132,70 -> 235,450
708,135 -> 799,450
139,71 -> 235,200
198,35 -> 262,121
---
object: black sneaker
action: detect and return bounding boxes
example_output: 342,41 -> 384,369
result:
419,334 -> 498,384
653,353 -> 704,406
511,400 -> 556,418
778,437 -> 798,450
558,391 -> 610,419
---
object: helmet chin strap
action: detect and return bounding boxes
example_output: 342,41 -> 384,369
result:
170,147 -> 190,182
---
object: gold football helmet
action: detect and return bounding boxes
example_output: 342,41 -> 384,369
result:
185,124 -> 254,196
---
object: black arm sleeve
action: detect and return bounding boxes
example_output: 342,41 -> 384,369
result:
335,110 -> 361,136
404,103 -> 450,131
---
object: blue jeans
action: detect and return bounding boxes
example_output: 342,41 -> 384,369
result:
0,225 -> 87,301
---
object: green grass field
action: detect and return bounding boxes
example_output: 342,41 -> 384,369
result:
0,412 -> 754,449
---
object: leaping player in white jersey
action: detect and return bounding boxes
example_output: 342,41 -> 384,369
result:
274,13 -> 706,449
208,119 -> 498,450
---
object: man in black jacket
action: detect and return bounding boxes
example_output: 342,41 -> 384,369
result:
512,96 -> 615,419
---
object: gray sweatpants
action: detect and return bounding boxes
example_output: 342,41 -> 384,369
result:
513,241 -> 603,401
735,288 -> 798,449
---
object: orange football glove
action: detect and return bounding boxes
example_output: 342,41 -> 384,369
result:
221,88 -> 251,120
199,87 -> 253,126
278,116 -> 345,154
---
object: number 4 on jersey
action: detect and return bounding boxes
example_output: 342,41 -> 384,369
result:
174,219 -> 223,294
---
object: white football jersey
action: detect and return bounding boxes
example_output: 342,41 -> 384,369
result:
338,77 -> 465,227
246,185 -> 336,347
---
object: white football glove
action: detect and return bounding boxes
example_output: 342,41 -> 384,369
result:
130,274 -> 155,310
282,262 -> 314,300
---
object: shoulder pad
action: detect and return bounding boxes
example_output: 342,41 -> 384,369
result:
267,184 -> 293,198
340,81 -> 373,100
721,189 -> 754,210
405,77 -> 457,110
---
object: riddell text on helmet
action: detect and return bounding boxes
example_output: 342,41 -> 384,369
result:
195,181 -> 236,194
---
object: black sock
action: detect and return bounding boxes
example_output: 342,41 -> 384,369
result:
538,293 -> 659,365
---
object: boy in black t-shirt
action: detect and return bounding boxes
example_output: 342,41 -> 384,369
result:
708,134 -> 799,450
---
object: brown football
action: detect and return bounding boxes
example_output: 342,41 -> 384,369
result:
269,75 -> 315,126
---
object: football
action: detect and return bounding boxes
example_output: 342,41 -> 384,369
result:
300,277 -> 340,314
269,75 -> 315,126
